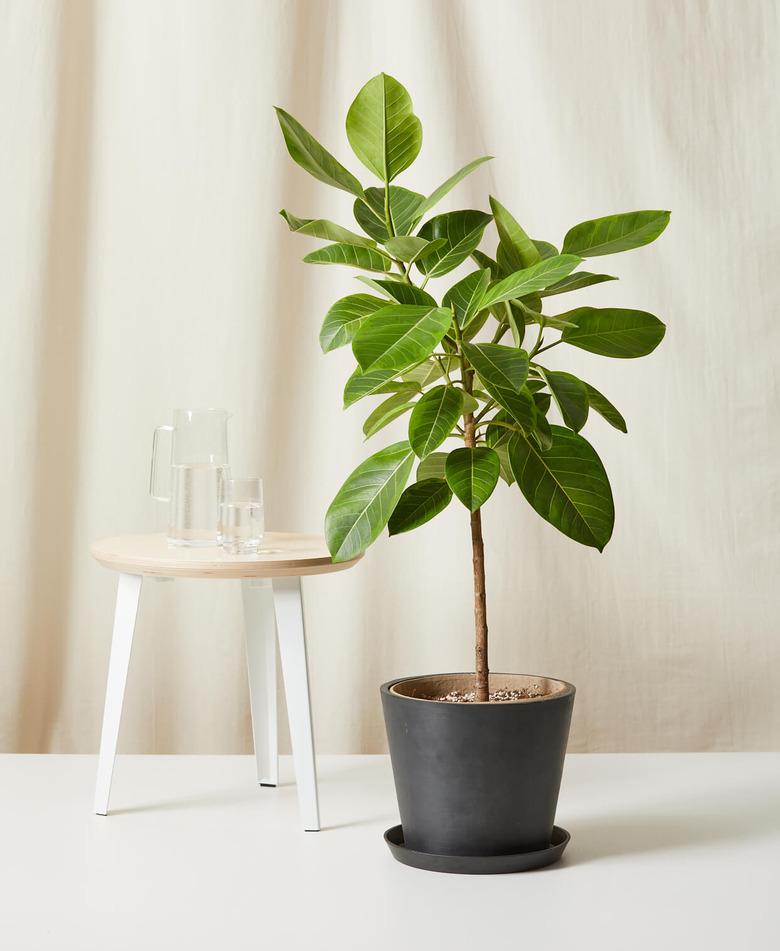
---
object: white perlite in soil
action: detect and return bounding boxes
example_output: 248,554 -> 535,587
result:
434,685 -> 547,703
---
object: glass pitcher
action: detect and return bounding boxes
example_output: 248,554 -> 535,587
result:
150,408 -> 231,546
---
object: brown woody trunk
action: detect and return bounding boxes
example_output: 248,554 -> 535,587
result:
464,412 -> 489,702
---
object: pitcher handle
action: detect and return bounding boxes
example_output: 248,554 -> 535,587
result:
150,425 -> 174,502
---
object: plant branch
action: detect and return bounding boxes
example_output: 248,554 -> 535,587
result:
534,339 -> 562,356
464,407 -> 490,702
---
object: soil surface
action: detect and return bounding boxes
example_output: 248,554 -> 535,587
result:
433,685 -> 548,703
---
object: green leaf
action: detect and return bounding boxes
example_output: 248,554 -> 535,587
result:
320,294 -> 386,352
346,73 -> 422,182
539,271 -> 617,298
472,249 -> 500,276
388,478 -> 452,535
560,307 -> 666,358
304,243 -> 391,272
505,303 -> 525,348
325,441 -> 415,561
280,210 -> 376,248
495,442 -> 515,485
445,447 -> 501,512
362,388 -> 418,439
344,367 -> 405,407
402,360 -> 444,388
489,196 -> 541,273
408,386 -> 464,459
479,255 -> 581,309
583,382 -> 627,433
384,236 -> 445,264
275,107 -> 364,198
443,269 -> 491,329
416,451 -> 449,481
417,156 -> 493,217
485,410 -> 513,448
532,411 -> 553,450
461,393 -> 480,414
466,347 -> 536,433
353,186 -> 425,240
352,305 -> 453,372
416,210 -> 493,278
462,343 -> 529,392
562,210 -> 671,257
533,240 -> 559,260
487,384 -> 536,431
508,427 -> 614,550
540,369 -> 589,433
354,276 -> 437,306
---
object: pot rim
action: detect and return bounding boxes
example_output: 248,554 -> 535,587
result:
381,672 -> 575,705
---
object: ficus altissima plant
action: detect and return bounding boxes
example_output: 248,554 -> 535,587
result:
276,73 -> 669,702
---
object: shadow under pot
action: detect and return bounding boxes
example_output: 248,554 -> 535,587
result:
380,672 -> 575,874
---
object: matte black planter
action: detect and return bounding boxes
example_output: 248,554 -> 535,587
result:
381,672 -> 574,871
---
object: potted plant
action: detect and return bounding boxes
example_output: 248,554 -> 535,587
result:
276,73 -> 668,873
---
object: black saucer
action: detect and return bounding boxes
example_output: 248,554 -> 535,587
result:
384,825 -> 570,874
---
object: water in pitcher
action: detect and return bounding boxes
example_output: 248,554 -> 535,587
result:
168,464 -> 229,546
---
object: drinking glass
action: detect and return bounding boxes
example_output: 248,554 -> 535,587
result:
219,477 -> 264,553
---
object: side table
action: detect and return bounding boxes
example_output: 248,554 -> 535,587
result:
90,532 -> 361,830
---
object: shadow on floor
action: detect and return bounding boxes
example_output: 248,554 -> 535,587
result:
565,792 -> 780,865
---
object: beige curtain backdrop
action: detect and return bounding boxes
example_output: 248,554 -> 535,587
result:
1,0 -> 778,755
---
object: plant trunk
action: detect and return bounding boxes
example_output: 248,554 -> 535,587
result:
464,412 -> 489,702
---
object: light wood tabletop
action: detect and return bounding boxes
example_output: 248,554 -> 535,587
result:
90,532 -> 362,579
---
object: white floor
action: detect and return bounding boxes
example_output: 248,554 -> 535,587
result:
1,754 -> 778,950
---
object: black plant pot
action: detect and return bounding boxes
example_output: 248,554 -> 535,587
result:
381,672 -> 575,874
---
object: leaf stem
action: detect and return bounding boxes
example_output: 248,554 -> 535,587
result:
529,317 -> 546,358
534,339 -> 562,356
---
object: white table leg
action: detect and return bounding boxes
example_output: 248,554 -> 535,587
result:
94,572 -> 142,815
273,576 -> 320,832
242,578 -> 278,786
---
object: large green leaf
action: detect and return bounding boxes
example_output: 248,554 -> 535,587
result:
445,447 -> 501,512
304,243 -> 391,272
442,269 -> 490,329
464,342 -> 536,431
384,236 -> 446,264
485,384 -> 536,431
325,441 -> 415,561
416,210 -> 493,278
560,307 -> 666,358
346,73 -> 422,182
344,367 -> 405,407
562,210 -> 671,257
462,343 -> 529,392
416,451 -> 449,481
489,196 -> 541,273
539,271 -> 617,298
533,240 -> 559,260
275,107 -> 364,198
408,385 -> 464,459
402,359 -> 445,388
479,255 -> 581,309
417,156 -> 493,217
388,478 -> 452,535
540,369 -> 589,433
355,276 -> 437,306
508,426 -> 614,550
583,382 -> 627,433
353,186 -> 424,240
280,210 -> 376,248
352,305 -> 452,372
362,389 -> 417,439
320,294 -> 386,352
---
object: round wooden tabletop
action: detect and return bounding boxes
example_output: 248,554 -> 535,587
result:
90,533 -> 362,579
